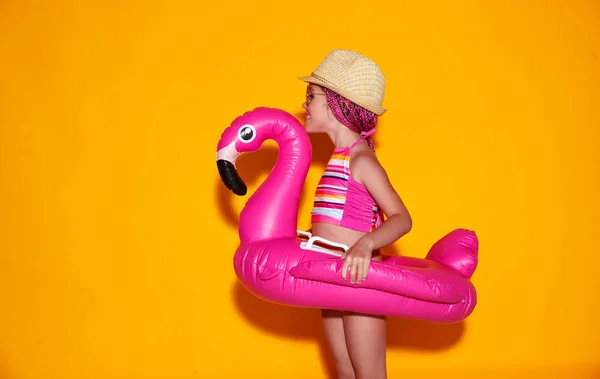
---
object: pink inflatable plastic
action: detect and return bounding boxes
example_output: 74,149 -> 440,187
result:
216,107 -> 478,323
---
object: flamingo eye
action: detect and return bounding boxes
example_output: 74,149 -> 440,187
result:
238,124 -> 256,143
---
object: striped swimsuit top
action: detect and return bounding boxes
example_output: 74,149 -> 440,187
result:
311,138 -> 383,233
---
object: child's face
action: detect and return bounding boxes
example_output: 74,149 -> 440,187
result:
302,84 -> 334,133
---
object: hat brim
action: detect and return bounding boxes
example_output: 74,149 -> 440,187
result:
298,75 -> 387,116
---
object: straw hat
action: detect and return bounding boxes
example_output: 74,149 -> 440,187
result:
298,49 -> 387,115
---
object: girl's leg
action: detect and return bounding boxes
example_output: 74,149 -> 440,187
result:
343,312 -> 387,379
322,309 -> 356,379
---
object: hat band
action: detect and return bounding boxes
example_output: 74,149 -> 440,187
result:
311,72 -> 336,87
311,73 -> 381,111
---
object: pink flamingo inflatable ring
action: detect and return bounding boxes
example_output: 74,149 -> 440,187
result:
216,107 -> 478,323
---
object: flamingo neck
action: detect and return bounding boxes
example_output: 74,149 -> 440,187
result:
238,126 -> 311,245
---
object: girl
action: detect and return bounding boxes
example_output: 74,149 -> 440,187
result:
299,49 -> 413,379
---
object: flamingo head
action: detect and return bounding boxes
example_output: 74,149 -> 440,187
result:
216,107 -> 279,196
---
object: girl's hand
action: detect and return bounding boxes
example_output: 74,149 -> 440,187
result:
340,237 -> 375,284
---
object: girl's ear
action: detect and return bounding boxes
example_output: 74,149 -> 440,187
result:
325,104 -> 335,120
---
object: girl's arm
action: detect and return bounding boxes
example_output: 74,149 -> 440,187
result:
353,152 -> 412,250
340,151 -> 412,283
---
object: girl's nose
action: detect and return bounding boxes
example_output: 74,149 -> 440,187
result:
302,102 -> 307,109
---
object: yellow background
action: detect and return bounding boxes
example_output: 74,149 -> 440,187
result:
1,0 -> 599,378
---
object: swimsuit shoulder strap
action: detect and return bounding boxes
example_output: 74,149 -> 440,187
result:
348,129 -> 376,149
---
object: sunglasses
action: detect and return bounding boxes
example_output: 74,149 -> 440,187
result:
306,88 -> 326,104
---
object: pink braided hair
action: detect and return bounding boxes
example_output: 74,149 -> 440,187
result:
324,88 -> 378,150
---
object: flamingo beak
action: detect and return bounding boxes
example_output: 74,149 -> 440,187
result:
216,142 -> 247,196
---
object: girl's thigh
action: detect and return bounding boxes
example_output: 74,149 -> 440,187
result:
343,311 -> 387,378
